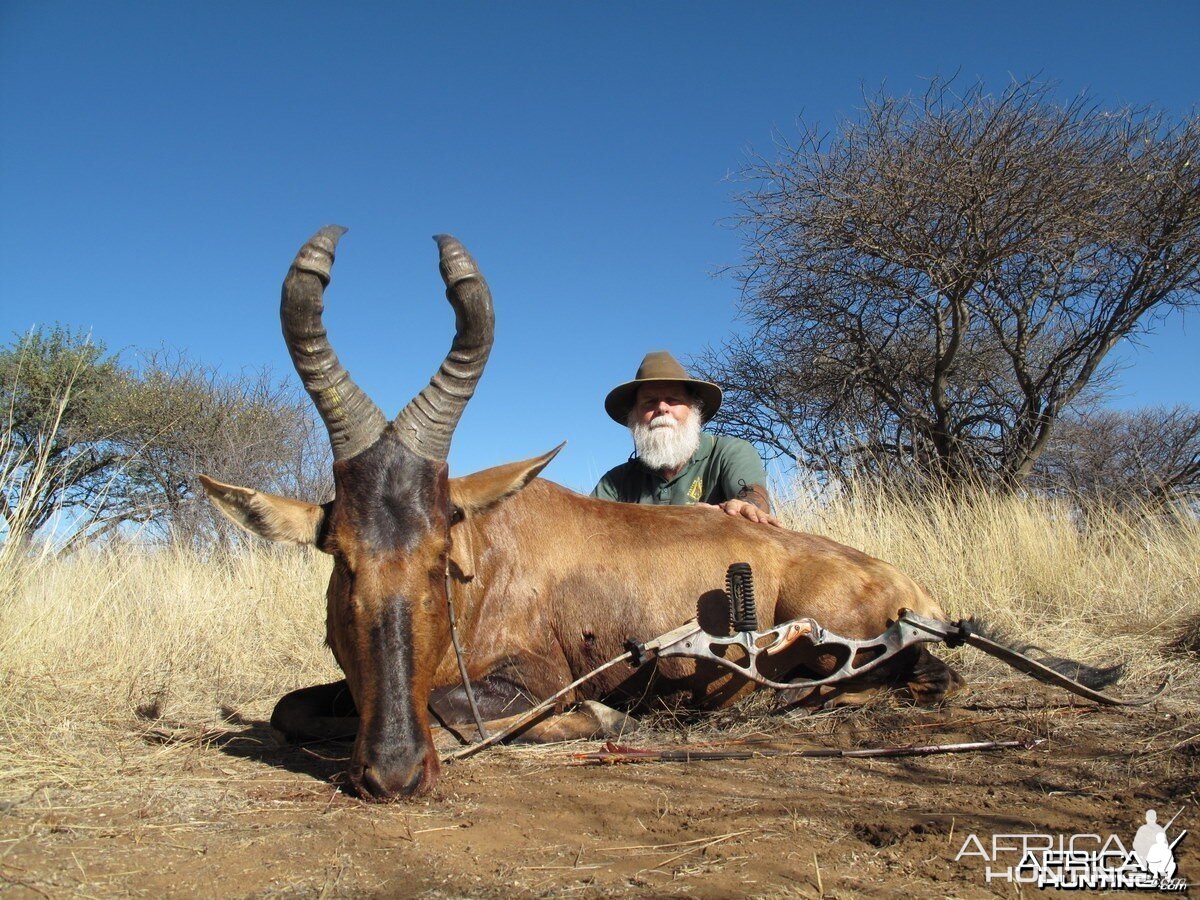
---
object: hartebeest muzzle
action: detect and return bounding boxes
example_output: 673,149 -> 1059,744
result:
345,589 -> 438,799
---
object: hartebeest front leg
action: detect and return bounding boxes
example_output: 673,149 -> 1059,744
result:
429,701 -> 637,752
427,654 -> 637,748
269,678 -> 634,753
270,680 -> 359,744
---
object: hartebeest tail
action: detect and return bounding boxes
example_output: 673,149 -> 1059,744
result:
964,618 -> 1125,690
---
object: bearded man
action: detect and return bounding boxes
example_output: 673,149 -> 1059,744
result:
591,351 -> 779,526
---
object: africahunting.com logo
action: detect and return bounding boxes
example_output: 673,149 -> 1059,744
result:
955,808 -> 1188,891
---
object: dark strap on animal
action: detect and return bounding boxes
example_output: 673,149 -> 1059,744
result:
444,570 -> 490,741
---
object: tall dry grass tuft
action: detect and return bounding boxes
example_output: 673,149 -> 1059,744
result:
780,481 -> 1200,680
1,545 -> 335,708
0,544 -> 337,796
0,352 -> 75,579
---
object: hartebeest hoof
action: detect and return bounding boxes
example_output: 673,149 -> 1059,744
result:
578,700 -> 638,739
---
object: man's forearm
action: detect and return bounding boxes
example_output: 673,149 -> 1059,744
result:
737,484 -> 773,515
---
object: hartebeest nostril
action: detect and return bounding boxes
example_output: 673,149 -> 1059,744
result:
351,750 -> 432,801
356,764 -> 396,801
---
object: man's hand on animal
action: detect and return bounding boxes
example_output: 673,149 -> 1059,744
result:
591,351 -> 779,526
699,498 -> 781,527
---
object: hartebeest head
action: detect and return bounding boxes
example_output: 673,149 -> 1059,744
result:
201,226 -> 556,799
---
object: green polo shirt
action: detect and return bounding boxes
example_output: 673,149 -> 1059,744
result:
591,433 -> 769,507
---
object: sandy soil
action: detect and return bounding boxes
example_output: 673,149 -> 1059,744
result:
1,680 -> 1196,898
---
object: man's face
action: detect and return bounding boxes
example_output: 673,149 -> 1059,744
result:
628,382 -> 703,472
635,382 -> 694,428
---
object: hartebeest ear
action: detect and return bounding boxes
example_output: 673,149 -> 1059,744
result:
449,442 -> 565,519
198,475 -> 327,547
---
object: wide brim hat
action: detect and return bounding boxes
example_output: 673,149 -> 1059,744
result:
604,350 -> 723,425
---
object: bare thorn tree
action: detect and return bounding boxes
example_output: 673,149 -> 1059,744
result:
699,78 -> 1200,489
117,348 -> 333,547
0,329 -> 331,552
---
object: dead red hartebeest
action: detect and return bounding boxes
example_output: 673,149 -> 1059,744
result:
201,226 -> 1119,801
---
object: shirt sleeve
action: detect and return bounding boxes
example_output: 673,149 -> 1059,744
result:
715,437 -> 771,506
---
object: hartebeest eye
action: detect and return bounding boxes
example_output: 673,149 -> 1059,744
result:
449,505 -> 465,525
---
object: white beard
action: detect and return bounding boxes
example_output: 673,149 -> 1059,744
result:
629,405 -> 702,473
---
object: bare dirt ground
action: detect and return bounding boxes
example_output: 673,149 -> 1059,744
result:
1,675 -> 1196,899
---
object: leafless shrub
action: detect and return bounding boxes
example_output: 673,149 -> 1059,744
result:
117,348 -> 331,547
1032,404 -> 1200,507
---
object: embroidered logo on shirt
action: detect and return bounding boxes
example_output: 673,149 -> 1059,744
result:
687,477 -> 704,502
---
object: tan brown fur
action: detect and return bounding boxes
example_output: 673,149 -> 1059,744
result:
328,462 -> 454,798
205,455 -> 958,797
436,478 -> 950,709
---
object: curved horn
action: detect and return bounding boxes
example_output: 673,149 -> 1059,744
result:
281,225 -> 388,461
393,235 -> 495,461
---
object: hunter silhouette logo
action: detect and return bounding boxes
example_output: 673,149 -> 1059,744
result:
955,808 -> 1188,891
1133,810 -> 1185,882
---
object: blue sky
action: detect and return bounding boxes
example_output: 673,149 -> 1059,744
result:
2,2 -> 1197,494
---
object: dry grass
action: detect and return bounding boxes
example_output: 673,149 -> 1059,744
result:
781,486 -> 1200,684
1,487 -> 1196,799
0,547 -> 336,800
